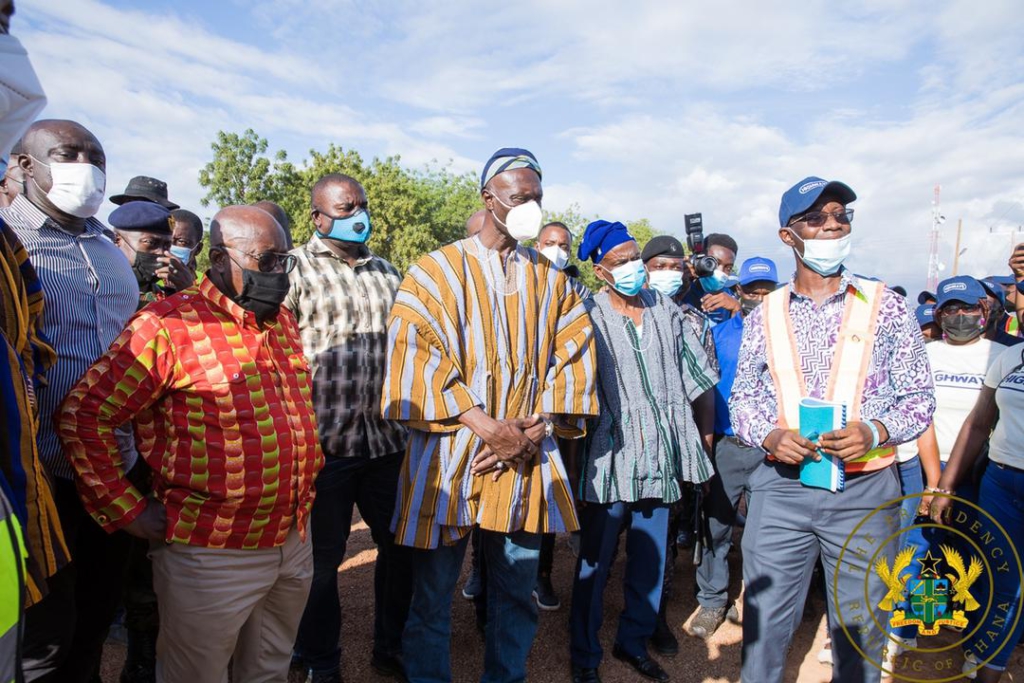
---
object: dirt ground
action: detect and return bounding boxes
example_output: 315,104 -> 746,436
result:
100,518 -> 1023,682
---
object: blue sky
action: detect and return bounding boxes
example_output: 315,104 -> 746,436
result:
14,0 -> 1024,295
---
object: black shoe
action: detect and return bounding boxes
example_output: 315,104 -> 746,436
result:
650,614 -> 679,657
611,644 -> 669,682
370,653 -> 407,682
310,671 -> 342,683
533,572 -> 561,611
571,665 -> 602,683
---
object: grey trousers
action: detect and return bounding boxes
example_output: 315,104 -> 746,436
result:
741,461 -> 900,683
696,436 -> 764,609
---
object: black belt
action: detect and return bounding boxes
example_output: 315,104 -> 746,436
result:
992,461 -> 1024,475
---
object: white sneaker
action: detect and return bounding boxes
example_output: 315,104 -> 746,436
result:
881,636 -> 916,678
962,651 -> 979,680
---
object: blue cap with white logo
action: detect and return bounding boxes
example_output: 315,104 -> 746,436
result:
935,275 -> 987,310
915,304 -> 935,327
778,176 -> 857,227
739,257 -> 779,286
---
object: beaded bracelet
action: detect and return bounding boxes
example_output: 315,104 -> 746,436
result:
925,486 -> 954,495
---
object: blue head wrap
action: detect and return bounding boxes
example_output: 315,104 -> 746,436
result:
577,220 -> 633,264
480,148 -> 542,190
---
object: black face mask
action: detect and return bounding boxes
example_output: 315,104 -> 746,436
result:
234,268 -> 291,322
132,252 -> 162,291
942,313 -> 984,343
740,298 -> 761,317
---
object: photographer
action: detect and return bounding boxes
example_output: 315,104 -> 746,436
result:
683,232 -> 741,327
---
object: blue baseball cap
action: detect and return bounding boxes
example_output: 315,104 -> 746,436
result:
915,304 -> 935,327
979,278 -> 1006,306
778,176 -> 857,227
935,275 -> 987,310
917,290 -> 936,305
739,257 -> 779,286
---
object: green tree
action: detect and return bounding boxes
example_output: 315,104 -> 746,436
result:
197,130 -> 482,274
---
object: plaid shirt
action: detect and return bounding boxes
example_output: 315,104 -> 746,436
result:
58,277 -> 323,549
285,235 -> 406,459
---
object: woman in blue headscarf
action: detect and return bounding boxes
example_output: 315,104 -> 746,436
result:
568,220 -> 718,683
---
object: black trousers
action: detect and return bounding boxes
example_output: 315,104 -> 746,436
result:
21,477 -> 132,682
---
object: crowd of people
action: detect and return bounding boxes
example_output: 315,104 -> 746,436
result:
2,6 -> 1023,683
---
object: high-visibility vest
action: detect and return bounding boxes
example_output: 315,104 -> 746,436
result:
762,278 -> 896,473
0,489 -> 25,683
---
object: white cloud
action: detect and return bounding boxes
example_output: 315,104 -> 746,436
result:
9,0 -> 1023,298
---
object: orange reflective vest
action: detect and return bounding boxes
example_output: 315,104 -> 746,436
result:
762,278 -> 895,473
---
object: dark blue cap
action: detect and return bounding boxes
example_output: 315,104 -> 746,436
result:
915,304 -> 935,327
935,275 -> 987,310
979,278 -> 1006,306
480,148 -> 541,190
917,290 -> 936,305
577,220 -> 633,264
986,275 -> 1014,286
108,201 -> 173,235
739,257 -> 779,286
778,176 -> 857,227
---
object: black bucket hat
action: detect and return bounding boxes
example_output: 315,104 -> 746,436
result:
109,175 -> 179,210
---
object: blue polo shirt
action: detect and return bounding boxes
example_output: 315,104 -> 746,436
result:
711,313 -> 745,436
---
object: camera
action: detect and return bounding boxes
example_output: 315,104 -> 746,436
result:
684,212 -> 718,277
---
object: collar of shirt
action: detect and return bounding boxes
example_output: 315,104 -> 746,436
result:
785,267 -> 866,305
307,234 -> 374,266
7,195 -> 109,240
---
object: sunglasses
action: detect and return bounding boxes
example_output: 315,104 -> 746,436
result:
216,246 -> 297,274
791,209 -> 855,228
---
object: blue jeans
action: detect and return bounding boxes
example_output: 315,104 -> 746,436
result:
570,500 -> 668,668
891,456 -> 936,639
403,529 -> 541,683
293,452 -> 412,674
965,462 -> 1024,672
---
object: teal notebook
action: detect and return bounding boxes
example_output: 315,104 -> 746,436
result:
797,398 -> 846,492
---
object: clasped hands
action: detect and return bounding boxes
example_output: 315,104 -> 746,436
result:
762,421 -> 878,466
470,413 -> 549,479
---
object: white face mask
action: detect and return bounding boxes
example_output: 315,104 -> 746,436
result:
491,194 -> 543,242
787,230 -> 852,276
539,245 -> 569,270
0,35 -> 48,159
32,157 -> 106,218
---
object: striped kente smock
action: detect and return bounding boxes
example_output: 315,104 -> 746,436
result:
580,289 -> 718,505
382,236 -> 598,549
0,218 -> 67,606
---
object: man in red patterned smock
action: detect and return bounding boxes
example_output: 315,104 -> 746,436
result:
58,205 -> 323,683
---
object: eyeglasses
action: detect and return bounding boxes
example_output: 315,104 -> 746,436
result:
791,209 -> 855,228
940,302 -> 981,314
215,246 -> 297,273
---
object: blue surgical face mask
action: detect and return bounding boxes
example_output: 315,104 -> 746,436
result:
317,208 -> 372,244
699,268 -> 740,293
169,245 -> 193,263
602,258 -> 647,296
647,269 -> 683,298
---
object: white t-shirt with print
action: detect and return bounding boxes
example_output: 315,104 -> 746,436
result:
896,339 -> 1004,462
985,343 -> 1024,470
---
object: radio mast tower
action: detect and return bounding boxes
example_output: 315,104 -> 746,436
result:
927,185 -> 945,291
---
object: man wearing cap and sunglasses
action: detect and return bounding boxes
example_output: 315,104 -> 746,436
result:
730,177 -> 934,683
58,205 -> 319,683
